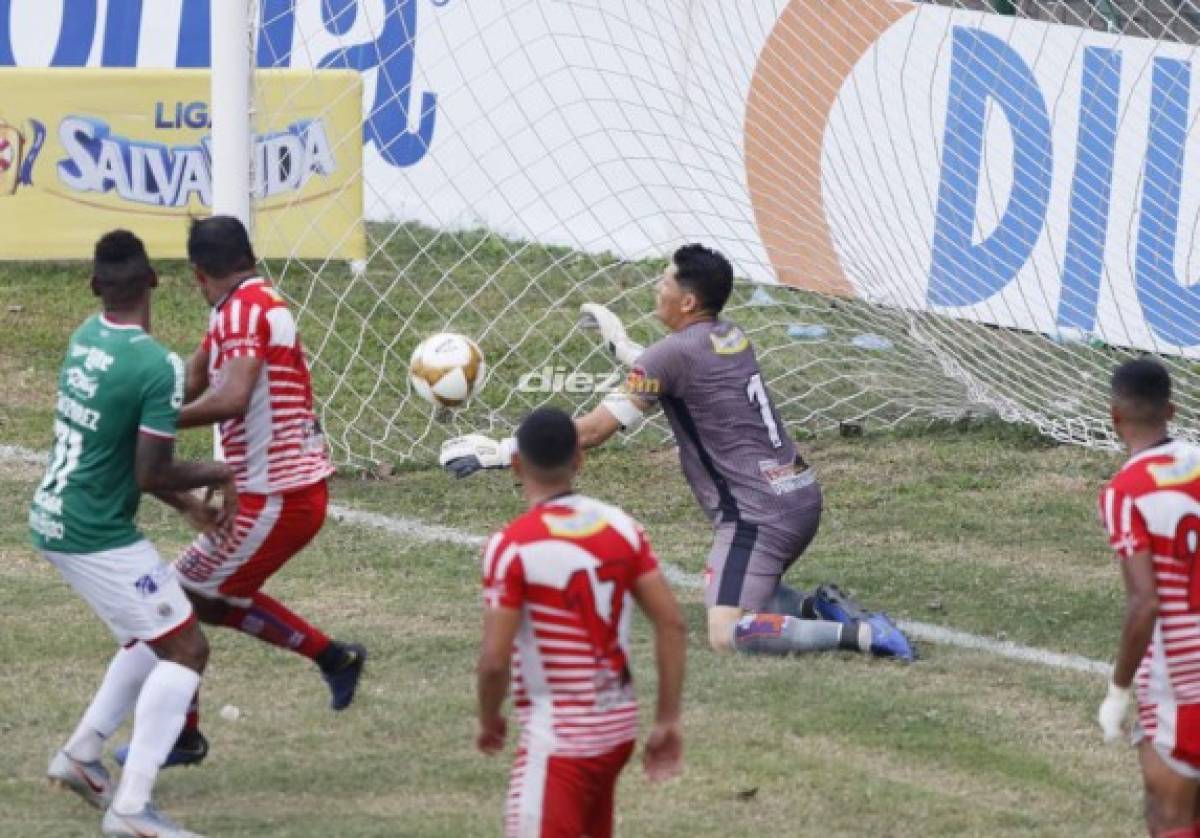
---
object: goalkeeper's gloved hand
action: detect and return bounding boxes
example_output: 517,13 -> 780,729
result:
579,303 -> 644,366
1097,681 -> 1131,744
439,434 -> 516,479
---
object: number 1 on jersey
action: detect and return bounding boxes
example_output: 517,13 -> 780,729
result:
746,373 -> 783,448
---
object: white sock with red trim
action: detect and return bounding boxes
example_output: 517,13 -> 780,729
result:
64,642 -> 158,763
113,661 -> 201,813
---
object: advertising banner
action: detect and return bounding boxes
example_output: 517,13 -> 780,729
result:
6,2 -> 1200,355
0,68 -> 363,259
747,0 -> 1200,356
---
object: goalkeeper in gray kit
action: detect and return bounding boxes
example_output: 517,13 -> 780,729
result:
441,244 -> 913,661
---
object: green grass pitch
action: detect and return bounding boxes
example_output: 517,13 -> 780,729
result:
0,228 -> 1144,835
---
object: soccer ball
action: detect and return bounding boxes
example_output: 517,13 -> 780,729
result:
408,332 -> 487,408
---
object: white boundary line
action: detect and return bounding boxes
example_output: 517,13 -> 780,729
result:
329,503 -> 1112,677
899,621 -> 1111,675
4,445 -> 1111,676
328,504 -> 487,549
327,504 -> 709,591
0,445 -> 51,466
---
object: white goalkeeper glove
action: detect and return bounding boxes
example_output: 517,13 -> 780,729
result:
579,303 -> 643,367
439,434 -> 516,479
1097,681 -> 1131,744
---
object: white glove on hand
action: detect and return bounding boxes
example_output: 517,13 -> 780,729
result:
439,435 -> 516,479
579,303 -> 643,366
1097,682 -> 1131,743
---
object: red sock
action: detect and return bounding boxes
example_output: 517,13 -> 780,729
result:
1161,826 -> 1194,838
185,689 -> 200,732
222,592 -> 331,660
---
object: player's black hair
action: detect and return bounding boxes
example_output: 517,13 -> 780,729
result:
187,215 -> 256,279
517,407 -> 579,472
673,243 -> 734,315
1111,357 -> 1172,425
92,229 -> 154,307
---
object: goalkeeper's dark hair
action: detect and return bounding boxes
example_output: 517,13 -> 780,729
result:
92,229 -> 154,307
1111,357 -> 1172,425
188,215 -> 256,279
517,407 -> 579,472
673,243 -> 734,315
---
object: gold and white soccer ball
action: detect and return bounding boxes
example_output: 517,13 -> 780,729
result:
408,332 -> 487,408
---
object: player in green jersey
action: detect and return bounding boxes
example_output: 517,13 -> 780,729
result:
33,230 -> 235,838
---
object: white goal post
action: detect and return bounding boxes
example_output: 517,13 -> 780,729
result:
211,0 -> 254,228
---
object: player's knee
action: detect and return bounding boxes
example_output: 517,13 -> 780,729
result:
190,630 -> 211,672
1142,782 -> 1191,835
708,632 -> 735,654
156,622 -> 210,673
177,626 -> 209,673
706,613 -> 738,653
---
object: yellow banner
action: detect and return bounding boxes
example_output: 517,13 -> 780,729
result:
0,69 -> 364,260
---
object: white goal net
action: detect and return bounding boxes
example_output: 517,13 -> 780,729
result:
247,0 -> 1200,468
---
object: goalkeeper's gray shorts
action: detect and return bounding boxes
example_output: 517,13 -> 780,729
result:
704,501 -> 822,610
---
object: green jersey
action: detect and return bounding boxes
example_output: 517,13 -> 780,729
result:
29,314 -> 184,554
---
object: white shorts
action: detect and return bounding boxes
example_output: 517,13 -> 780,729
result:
40,539 -> 194,646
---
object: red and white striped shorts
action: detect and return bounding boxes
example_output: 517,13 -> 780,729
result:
1133,697 -> 1200,779
174,480 -> 328,605
505,740 -> 634,838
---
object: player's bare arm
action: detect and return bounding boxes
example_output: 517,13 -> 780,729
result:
575,394 -> 653,450
1114,548 -> 1159,688
476,606 -> 521,754
150,488 -> 224,534
134,433 -> 236,528
631,569 -> 687,781
177,355 -> 263,428
183,343 -> 209,404
574,403 -> 623,449
1099,547 -> 1159,742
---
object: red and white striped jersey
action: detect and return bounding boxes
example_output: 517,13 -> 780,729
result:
482,493 -> 659,758
204,277 -> 333,495
1101,439 -> 1200,737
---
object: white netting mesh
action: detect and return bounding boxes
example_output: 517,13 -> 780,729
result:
249,0 -> 1200,468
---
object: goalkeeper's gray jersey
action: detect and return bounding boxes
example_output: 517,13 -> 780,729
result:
631,319 -> 820,528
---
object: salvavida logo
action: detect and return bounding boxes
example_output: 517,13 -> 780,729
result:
55,114 -> 335,208
0,0 -> 436,169
0,117 -> 46,196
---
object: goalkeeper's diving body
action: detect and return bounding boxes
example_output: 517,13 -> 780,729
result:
441,244 -> 914,660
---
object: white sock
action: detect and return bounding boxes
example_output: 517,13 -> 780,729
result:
64,642 -> 158,763
113,661 -> 201,814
